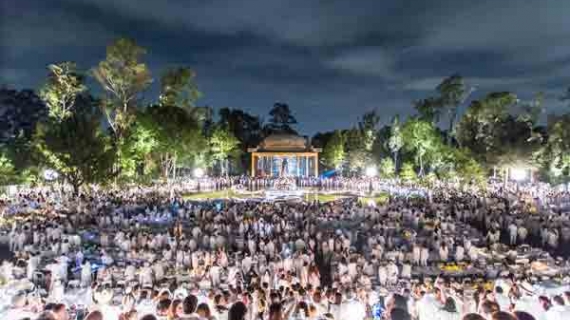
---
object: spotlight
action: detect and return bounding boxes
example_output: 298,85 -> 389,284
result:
193,168 -> 205,178
510,167 -> 527,181
365,166 -> 378,177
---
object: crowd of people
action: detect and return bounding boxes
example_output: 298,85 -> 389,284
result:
0,177 -> 570,320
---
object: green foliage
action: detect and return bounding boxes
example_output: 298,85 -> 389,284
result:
92,38 -> 152,137
34,95 -> 115,193
400,162 -> 417,182
344,128 -> 371,175
401,118 -> 441,176
137,105 -> 204,180
209,126 -> 240,176
414,97 -> 441,124
388,115 -> 403,173
536,114 -> 570,185
379,158 -> 395,178
159,67 -> 201,109
39,62 -> 86,121
358,110 -> 380,151
457,92 -> 518,166
0,154 -> 18,186
436,74 -> 471,143
265,102 -> 298,135
322,130 -> 345,170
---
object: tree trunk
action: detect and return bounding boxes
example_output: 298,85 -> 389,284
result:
419,153 -> 424,177
393,151 -> 399,174
172,155 -> 177,181
447,108 -> 457,145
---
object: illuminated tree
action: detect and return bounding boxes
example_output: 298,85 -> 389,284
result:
436,74 -> 472,144
322,130 -> 345,171
400,162 -> 417,182
388,115 -> 403,174
159,67 -> 201,109
402,119 -> 440,176
379,158 -> 395,178
34,95 -> 115,194
92,38 -> 152,138
39,62 -> 86,121
210,126 -> 240,176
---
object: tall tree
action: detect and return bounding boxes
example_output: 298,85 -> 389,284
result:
322,130 -> 345,172
379,158 -> 395,178
358,110 -> 380,151
34,95 -> 115,194
218,108 -> 263,173
138,105 -> 204,181
436,74 -> 473,144
209,126 -> 240,176
414,97 -> 441,124
538,114 -> 570,185
401,118 -> 440,176
39,62 -> 87,121
0,154 -> 19,186
92,38 -> 152,138
456,92 -> 518,171
159,67 -> 201,109
0,88 -> 47,145
388,116 -> 403,174
344,128 -> 370,175
265,102 -> 298,135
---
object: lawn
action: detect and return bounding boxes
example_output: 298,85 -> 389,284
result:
183,189 -> 390,204
183,189 -> 256,200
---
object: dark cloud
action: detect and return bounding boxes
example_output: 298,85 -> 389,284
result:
1,0 -> 569,133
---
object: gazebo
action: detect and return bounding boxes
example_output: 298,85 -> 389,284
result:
248,134 -> 321,177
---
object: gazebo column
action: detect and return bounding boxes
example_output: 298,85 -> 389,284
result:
251,153 -> 256,177
314,154 -> 318,177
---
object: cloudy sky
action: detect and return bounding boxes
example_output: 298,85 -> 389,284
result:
1,0 -> 569,133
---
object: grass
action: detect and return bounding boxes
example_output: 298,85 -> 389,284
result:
184,190 -> 348,202
358,193 -> 390,205
183,189 -> 254,200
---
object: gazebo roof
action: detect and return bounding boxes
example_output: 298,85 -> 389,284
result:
248,133 -> 320,152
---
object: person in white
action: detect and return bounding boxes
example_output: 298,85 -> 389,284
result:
546,295 -> 570,320
508,222 -> 518,246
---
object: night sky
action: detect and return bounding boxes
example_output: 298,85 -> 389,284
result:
1,0 -> 569,134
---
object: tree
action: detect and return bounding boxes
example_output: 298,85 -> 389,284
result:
400,162 -> 417,182
358,110 -> 380,151
322,130 -> 345,171
436,74 -> 473,144
536,114 -> 570,185
265,102 -> 298,135
92,38 -> 152,139
39,62 -> 86,121
387,115 -> 403,174
344,128 -> 371,175
402,119 -> 440,176
218,108 -> 263,174
456,92 -> 518,172
159,67 -> 201,109
209,126 -> 240,176
0,154 -> 18,186
0,88 -> 47,144
379,158 -> 395,178
414,97 -> 441,124
34,95 -> 115,194
138,104 -> 204,181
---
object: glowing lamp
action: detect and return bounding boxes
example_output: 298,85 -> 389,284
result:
193,168 -> 205,178
510,167 -> 527,181
365,166 -> 378,177
43,169 -> 59,181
